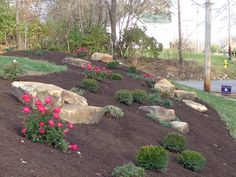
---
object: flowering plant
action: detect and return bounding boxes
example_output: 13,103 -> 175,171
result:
74,47 -> 89,58
81,64 -> 112,81
143,73 -> 160,88
20,94 -> 79,152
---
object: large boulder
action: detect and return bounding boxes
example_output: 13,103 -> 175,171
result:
62,57 -> 91,67
154,79 -> 175,98
139,106 -> 176,121
11,81 -> 88,107
171,121 -> 189,133
174,90 -> 196,100
183,100 -> 208,112
61,104 -> 105,124
91,52 -> 113,63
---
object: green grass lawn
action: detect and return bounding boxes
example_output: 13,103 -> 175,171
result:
175,82 -> 236,139
159,50 -> 236,79
0,56 -> 67,75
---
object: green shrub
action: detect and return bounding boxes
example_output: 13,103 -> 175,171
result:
3,61 -> 24,80
177,150 -> 206,172
80,78 -> 99,92
136,146 -> 169,172
132,89 -> 148,103
112,162 -> 145,177
115,90 -> 133,105
145,113 -> 172,128
128,66 -> 138,74
162,133 -> 186,152
107,61 -> 120,69
108,73 -> 123,80
104,105 -> 124,119
148,92 -> 173,107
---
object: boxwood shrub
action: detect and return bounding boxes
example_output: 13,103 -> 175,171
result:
109,73 -> 123,80
132,89 -> 148,103
162,133 -> 186,152
80,78 -> 99,92
104,105 -> 124,119
177,150 -> 206,172
115,90 -> 133,105
107,61 -> 120,69
136,145 -> 169,172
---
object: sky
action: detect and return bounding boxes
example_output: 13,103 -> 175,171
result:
171,0 -> 236,46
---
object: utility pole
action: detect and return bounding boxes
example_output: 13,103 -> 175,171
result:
16,0 -> 20,49
228,0 -> 232,60
204,0 -> 211,92
178,0 -> 183,64
197,0 -> 200,52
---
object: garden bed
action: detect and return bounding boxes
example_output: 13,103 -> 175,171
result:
0,51 -> 236,177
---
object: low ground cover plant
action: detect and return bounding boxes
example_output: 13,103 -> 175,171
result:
108,72 -> 123,80
162,133 -> 186,152
107,61 -> 120,69
104,105 -> 124,119
148,92 -> 173,107
81,64 -> 109,81
115,90 -> 133,105
177,150 -> 206,172
112,162 -> 145,177
20,94 -> 79,152
80,78 -> 99,92
132,89 -> 148,103
128,66 -> 138,74
136,145 -> 169,172
3,61 -> 24,80
73,47 -> 89,58
70,87 -> 86,96
146,113 -> 172,128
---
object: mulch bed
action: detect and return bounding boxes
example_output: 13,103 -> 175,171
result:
0,51 -> 236,177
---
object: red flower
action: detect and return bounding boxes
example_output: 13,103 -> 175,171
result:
22,106 -> 31,113
57,122 -> 63,127
35,99 -> 43,106
69,144 -> 79,151
54,107 -> 61,114
38,105 -> 46,113
22,94 -> 30,103
39,128 -> 45,134
21,128 -> 27,134
45,96 -> 52,104
39,122 -> 45,127
53,113 -> 60,119
48,120 -> 54,127
67,123 -> 74,129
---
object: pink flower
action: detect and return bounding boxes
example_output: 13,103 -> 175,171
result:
57,122 -> 63,127
48,120 -> 54,127
39,122 -> 45,127
37,105 -> 46,113
35,99 -> 43,106
69,144 -> 79,151
67,123 -> 74,129
22,94 -> 30,103
22,106 -> 31,113
45,96 -> 52,104
54,107 -> 61,114
39,128 -> 45,134
53,113 -> 60,119
64,129 -> 70,134
21,128 -> 27,134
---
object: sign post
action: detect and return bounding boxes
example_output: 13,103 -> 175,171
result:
221,85 -> 232,95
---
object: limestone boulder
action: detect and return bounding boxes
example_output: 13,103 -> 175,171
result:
171,121 -> 189,133
11,81 -> 88,107
62,57 -> 91,67
154,79 -> 175,98
174,90 -> 196,100
61,104 -> 105,124
91,52 -> 113,63
139,106 -> 176,121
183,100 -> 208,112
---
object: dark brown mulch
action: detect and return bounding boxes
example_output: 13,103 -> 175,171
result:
0,51 -> 236,177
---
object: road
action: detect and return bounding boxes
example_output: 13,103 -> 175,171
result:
177,80 -> 236,93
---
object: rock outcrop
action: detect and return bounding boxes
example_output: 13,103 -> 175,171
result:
154,79 -> 175,98
91,52 -> 113,63
183,100 -> 208,112
62,57 -> 91,67
174,90 -> 196,100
